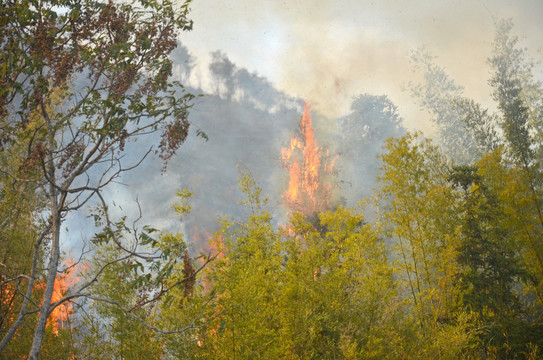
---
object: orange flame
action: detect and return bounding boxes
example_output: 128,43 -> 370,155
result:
198,228 -> 224,294
206,232 -> 224,261
48,259 -> 87,334
1,283 -> 17,325
281,102 -> 336,215
0,259 -> 87,338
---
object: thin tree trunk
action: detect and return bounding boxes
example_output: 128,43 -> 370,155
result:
398,234 -> 417,308
0,225 -> 49,353
28,213 -> 60,360
28,105 -> 61,360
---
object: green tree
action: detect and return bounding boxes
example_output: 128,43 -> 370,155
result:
449,164 -> 529,358
378,133 -> 542,358
0,117 -> 42,356
192,174 -> 283,359
488,20 -> 543,305
377,133 -> 473,358
184,174 -> 399,359
407,22 -> 543,350
0,95 -> 77,358
0,0 -> 200,357
279,208 -> 398,359
78,189 -> 213,359
476,150 -> 543,357
80,241 -> 164,360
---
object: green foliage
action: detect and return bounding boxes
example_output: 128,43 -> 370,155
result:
165,174 -> 400,359
402,20 -> 543,357
449,162 -> 530,357
0,98 -> 78,357
378,132 -> 543,358
81,242 -> 164,359
377,133 -> 473,357
81,223 -> 191,359
3,5 -> 543,358
378,132 -> 458,318
489,21 -> 534,167
1,0 -> 196,357
81,19 -> 543,360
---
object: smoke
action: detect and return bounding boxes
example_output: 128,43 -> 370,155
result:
109,45 -> 303,251
65,0 -> 543,253
336,93 -> 406,206
108,43 -> 414,252
182,0 -> 543,132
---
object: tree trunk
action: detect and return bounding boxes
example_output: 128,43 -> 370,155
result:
28,215 -> 60,360
28,108 -> 61,360
0,226 -> 47,352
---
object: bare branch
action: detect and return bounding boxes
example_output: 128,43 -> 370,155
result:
0,221 -> 51,352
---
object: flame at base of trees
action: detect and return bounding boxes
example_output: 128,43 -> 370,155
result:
47,259 -> 87,335
0,259 -> 86,338
281,102 -> 337,215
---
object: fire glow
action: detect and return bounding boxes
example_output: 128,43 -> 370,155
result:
1,260 -> 85,336
281,102 -> 336,215
48,259 -> 87,334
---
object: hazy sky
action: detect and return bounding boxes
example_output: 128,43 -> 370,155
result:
181,0 -> 543,132
64,0 -> 543,254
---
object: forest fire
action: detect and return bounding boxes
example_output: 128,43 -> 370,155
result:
193,227 -> 224,293
0,260 -> 85,336
281,102 -> 336,215
48,259 -> 86,334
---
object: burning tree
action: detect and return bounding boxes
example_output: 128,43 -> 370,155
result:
0,0 -> 206,358
281,103 -> 337,216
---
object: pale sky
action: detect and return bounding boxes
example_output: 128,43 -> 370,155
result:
180,0 -> 543,132
64,0 -> 543,254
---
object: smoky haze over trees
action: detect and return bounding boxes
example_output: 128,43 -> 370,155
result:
126,46 -> 407,247
1,1 -> 543,358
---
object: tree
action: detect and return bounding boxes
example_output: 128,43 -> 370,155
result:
79,189 -> 213,359
183,173 -> 399,359
488,20 -> 543,304
190,174 -> 283,359
80,241 -> 165,360
340,94 -> 405,146
377,133 -> 473,358
338,94 -> 406,201
377,133 -> 542,358
410,18 -> 543,309
408,49 -> 500,163
378,133 -> 456,320
409,18 -> 543,317
0,103 -> 47,357
0,0 -> 202,357
449,164 -> 528,357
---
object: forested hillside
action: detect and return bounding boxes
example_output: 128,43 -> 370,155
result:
1,0 -> 542,358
